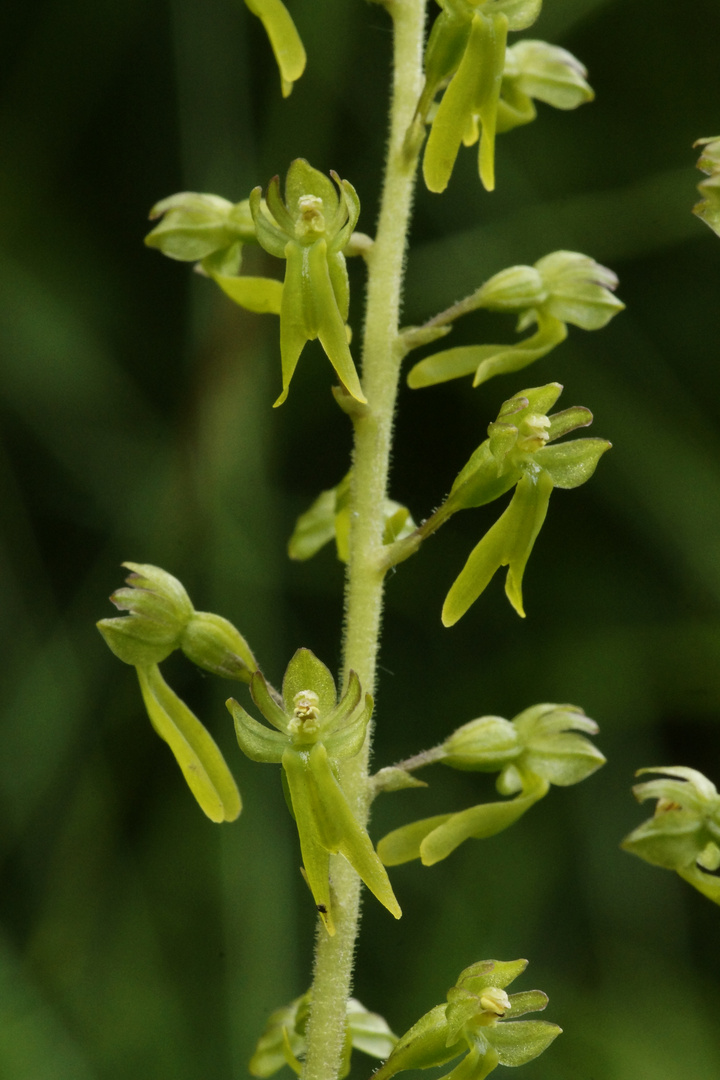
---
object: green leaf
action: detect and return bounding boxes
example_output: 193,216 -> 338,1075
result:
137,665 -> 241,823
243,0 -> 307,97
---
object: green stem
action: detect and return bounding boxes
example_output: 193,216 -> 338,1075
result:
301,3 -> 427,1079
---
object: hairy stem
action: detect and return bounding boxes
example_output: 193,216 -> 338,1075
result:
301,3 -> 427,1079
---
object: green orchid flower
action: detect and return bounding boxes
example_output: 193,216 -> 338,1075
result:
243,0 -> 306,98
416,0 -> 542,192
287,471 -> 416,562
693,136 -> 720,238
97,563 -> 256,822
250,990 -> 397,1078
249,159 -> 365,407
407,252 -> 623,391
373,959 -> 560,1080
378,703 -> 604,867
227,648 -> 401,933
440,383 -> 610,623
622,766 -> 720,906
97,562 -> 258,679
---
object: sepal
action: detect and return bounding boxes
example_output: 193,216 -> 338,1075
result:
97,562 -> 193,666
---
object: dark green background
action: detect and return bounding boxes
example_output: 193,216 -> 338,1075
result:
2,0 -> 720,1077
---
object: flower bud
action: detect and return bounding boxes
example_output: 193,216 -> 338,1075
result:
180,611 -> 258,682
505,40 -> 594,111
535,251 -> 624,330
513,703 -> 606,786
474,265 -> 547,312
145,193 -> 256,262
97,562 -> 193,666
442,716 -> 520,771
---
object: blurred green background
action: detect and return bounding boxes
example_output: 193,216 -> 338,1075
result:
2,0 -> 720,1077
